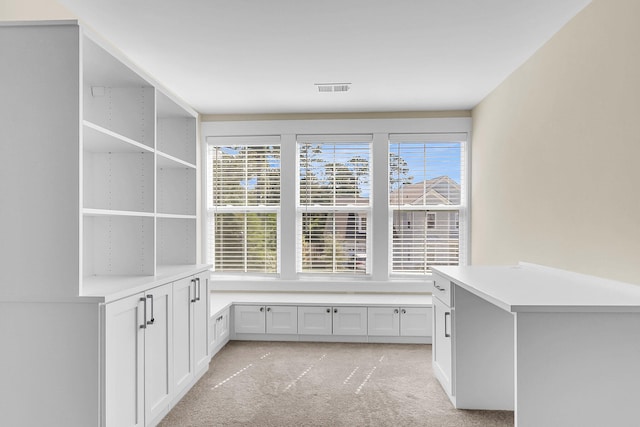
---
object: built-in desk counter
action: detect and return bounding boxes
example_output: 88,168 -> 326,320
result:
431,263 -> 640,427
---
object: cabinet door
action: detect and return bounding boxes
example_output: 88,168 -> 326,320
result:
209,311 -> 218,354
217,308 -> 230,342
144,283 -> 173,423
234,305 -> 266,334
400,307 -> 432,337
266,305 -> 298,334
105,293 -> 145,427
173,277 -> 194,395
298,306 -> 332,335
193,272 -> 210,373
333,306 -> 368,336
433,298 -> 453,396
368,307 -> 400,336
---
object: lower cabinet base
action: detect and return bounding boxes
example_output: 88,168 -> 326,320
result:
232,333 -> 430,344
152,359 -> 211,427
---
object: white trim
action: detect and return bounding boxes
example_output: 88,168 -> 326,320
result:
206,135 -> 281,144
389,132 -> 468,142
296,134 -> 373,142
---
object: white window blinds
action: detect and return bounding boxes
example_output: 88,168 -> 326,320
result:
389,136 -> 466,274
297,136 -> 372,274
207,140 -> 281,273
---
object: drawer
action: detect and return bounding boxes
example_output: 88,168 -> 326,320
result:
431,273 -> 452,306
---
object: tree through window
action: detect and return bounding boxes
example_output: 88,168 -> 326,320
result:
297,136 -> 371,274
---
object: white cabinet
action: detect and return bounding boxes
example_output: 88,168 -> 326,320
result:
368,307 -> 401,336
401,307 -> 432,336
298,306 -> 333,335
432,277 -> 454,398
105,283 -> 173,427
332,306 -> 368,336
266,305 -> 298,334
368,307 -> 431,337
173,273 -> 209,398
234,305 -> 298,335
143,284 -> 174,423
297,306 -> 367,336
210,307 -> 230,355
234,305 -> 267,334
193,272 -> 210,373
105,293 -> 145,427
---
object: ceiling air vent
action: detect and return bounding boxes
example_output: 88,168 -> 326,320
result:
315,83 -> 351,93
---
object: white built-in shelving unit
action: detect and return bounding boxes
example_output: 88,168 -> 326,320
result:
78,31 -> 201,296
0,20 -> 210,427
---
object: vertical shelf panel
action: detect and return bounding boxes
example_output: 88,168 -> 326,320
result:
0,23 -> 81,300
83,215 -> 155,277
157,217 -> 197,266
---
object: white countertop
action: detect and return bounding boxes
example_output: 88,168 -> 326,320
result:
82,264 -> 212,303
432,263 -> 640,313
210,291 -> 432,316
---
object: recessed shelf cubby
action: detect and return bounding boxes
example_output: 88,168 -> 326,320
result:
83,126 -> 155,213
83,37 -> 155,149
157,154 -> 196,216
83,214 -> 155,278
157,91 -> 196,165
157,217 -> 197,266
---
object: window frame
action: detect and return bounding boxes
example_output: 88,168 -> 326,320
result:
206,136 -> 282,275
388,135 -> 467,275
202,118 -> 471,292
296,136 -> 373,276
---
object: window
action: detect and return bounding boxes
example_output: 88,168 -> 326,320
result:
297,135 -> 371,274
203,118 -> 470,288
389,136 -> 466,274
207,139 -> 281,273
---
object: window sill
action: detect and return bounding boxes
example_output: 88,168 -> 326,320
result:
209,272 -> 432,293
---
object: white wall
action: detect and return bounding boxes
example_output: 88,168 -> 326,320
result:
0,0 -> 74,20
471,0 -> 640,284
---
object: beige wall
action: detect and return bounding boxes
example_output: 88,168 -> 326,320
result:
0,0 -> 74,20
471,0 -> 640,283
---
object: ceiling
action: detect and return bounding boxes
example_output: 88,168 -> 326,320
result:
58,0 -> 592,115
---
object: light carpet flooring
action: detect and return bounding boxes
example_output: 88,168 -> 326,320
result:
159,341 -> 514,427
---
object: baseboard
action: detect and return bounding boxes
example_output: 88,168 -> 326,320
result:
229,334 -> 430,344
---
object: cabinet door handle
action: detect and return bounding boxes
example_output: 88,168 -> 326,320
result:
326,308 -> 331,313
401,309 -> 406,315
146,295 -> 155,325
140,297 -> 147,329
266,307 -> 271,312
434,284 -> 445,291
190,279 -> 197,303
196,277 -> 201,301
444,312 -> 451,338
260,306 -> 264,312
333,308 -> 338,313
394,308 -> 399,314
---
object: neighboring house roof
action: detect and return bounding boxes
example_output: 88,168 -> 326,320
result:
389,176 -> 461,206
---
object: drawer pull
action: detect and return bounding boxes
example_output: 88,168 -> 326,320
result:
444,312 -> 451,338
140,297 -> 147,329
434,284 -> 445,291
